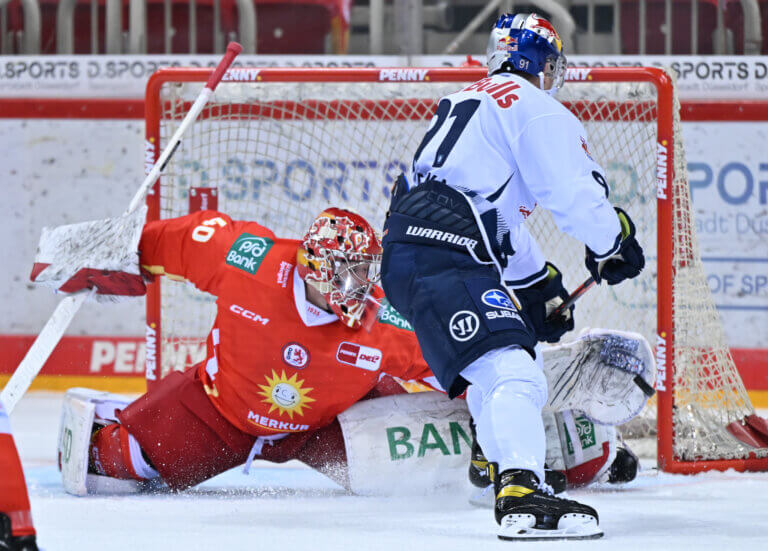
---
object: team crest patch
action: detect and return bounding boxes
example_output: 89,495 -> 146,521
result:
257,370 -> 315,419
282,342 -> 310,369
226,233 -> 273,275
336,342 -> 382,371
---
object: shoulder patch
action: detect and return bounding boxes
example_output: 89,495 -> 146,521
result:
226,233 -> 274,275
377,298 -> 414,332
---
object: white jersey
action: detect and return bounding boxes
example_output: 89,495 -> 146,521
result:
410,72 -> 621,286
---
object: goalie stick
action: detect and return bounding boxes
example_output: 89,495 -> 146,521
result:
0,42 -> 243,414
546,276 -> 655,399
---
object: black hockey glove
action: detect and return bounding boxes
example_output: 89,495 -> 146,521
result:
514,262 -> 574,344
585,207 -> 645,285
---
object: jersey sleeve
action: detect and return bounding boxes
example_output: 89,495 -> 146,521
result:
502,224 -> 547,288
510,111 -> 622,257
381,329 -> 432,382
139,210 -> 277,295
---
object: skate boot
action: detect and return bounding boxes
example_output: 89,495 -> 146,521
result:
469,418 -> 566,493
495,469 -> 603,541
468,418 -> 494,488
0,514 -> 38,551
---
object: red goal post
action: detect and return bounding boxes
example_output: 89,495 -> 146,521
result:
144,65 -> 768,474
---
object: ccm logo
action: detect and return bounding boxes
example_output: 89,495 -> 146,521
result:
336,342 -> 382,371
230,304 -> 269,325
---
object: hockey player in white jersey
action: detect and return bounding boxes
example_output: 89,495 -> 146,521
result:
380,13 -> 645,540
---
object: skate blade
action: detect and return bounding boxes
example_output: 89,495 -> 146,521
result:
498,513 -> 603,541
85,474 -> 166,495
468,484 -> 494,509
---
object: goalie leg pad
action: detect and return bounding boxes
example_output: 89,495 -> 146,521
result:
58,387 -> 145,496
337,391 -> 472,495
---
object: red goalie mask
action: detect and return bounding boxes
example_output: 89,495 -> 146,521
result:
297,208 -> 383,329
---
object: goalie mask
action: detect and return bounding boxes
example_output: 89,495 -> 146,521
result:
486,13 -> 567,95
297,208 -> 383,329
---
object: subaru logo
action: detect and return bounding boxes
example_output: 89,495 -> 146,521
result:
481,289 -> 518,311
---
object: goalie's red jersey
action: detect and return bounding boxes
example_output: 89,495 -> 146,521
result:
139,211 -> 429,437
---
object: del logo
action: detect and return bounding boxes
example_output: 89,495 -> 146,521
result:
226,233 -> 273,275
336,342 -> 382,371
481,289 -> 518,311
282,342 -> 310,369
257,370 -> 315,419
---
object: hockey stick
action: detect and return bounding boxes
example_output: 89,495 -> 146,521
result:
547,276 -> 596,321
0,42 -> 243,414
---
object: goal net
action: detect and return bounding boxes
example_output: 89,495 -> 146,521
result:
144,66 -> 768,473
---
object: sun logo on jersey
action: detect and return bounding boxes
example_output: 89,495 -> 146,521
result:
257,370 -> 315,418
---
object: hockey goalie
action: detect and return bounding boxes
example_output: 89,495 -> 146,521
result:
30,207 -> 653,505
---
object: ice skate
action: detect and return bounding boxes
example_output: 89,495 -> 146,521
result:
468,419 -> 567,508
0,513 -> 38,551
495,469 -> 602,541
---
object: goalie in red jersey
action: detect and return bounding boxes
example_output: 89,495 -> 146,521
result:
55,207 -> 432,494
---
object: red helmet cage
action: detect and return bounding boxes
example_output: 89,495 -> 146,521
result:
297,208 -> 383,329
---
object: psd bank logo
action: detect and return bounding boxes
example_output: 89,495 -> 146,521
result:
226,233 -> 274,275
481,289 -> 518,311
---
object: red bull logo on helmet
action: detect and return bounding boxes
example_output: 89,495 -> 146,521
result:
528,14 -> 563,53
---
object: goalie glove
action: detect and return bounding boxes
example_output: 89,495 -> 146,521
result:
513,262 -> 574,343
29,206 -> 148,302
542,328 -> 655,426
585,207 -> 645,285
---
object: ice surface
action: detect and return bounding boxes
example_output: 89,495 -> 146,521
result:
10,392 -> 768,550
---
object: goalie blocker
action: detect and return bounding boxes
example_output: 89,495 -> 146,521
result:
58,329 -> 652,496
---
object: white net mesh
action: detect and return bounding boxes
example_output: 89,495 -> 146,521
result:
148,69 -> 765,467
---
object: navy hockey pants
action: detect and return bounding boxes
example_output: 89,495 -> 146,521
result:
381,240 -> 536,398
